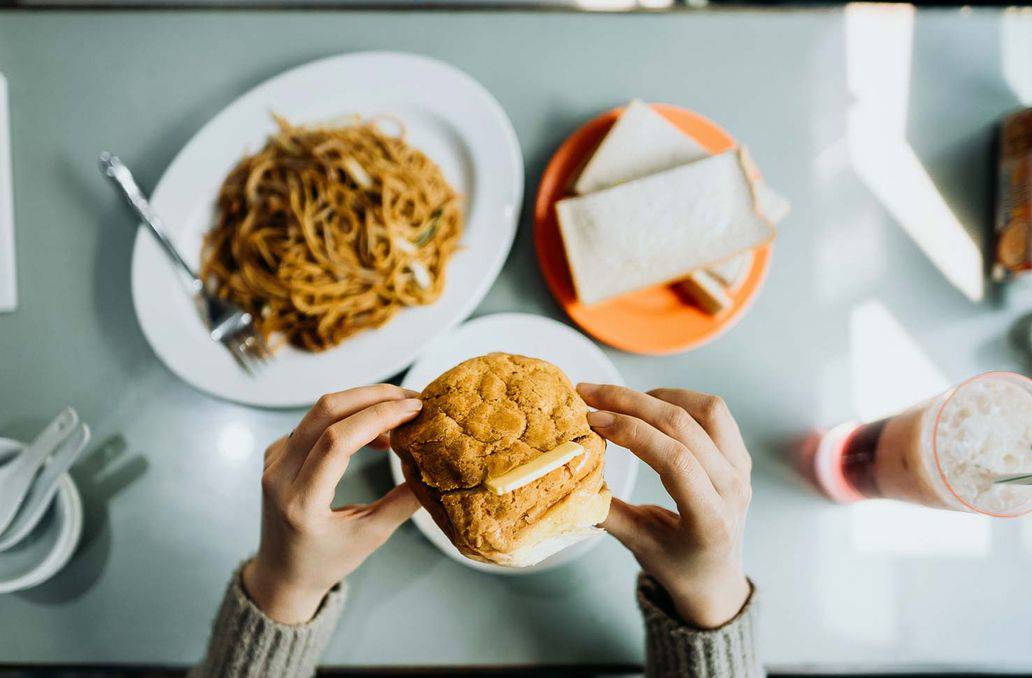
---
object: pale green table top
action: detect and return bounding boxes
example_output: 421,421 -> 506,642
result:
1,7 -> 1031,671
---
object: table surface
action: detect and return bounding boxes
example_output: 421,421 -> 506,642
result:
2,6 -> 1032,672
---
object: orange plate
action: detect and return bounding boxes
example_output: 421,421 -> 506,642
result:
534,103 -> 773,356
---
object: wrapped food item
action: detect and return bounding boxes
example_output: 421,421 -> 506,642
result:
993,108 -> 1032,281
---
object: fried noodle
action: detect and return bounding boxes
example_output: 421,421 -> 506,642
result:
200,115 -> 463,352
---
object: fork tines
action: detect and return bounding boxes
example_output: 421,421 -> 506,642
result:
225,332 -> 270,375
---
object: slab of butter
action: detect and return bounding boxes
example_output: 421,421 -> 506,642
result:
557,148 -> 775,305
574,99 -> 709,195
485,441 -> 585,495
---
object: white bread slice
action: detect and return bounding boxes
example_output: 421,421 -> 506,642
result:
701,155 -> 787,293
677,270 -> 733,316
754,181 -> 791,224
556,148 -> 775,305
737,146 -> 791,225
707,251 -> 754,293
574,100 -> 709,195
701,155 -> 788,292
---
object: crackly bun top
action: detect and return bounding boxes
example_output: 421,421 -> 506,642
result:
392,352 -> 601,491
391,352 -> 609,560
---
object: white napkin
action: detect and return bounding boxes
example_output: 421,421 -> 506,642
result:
0,73 -> 15,313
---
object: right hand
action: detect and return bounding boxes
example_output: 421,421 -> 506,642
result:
243,385 -> 423,624
577,384 -> 753,629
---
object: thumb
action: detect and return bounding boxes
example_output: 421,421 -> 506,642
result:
365,483 -> 421,536
601,497 -> 646,553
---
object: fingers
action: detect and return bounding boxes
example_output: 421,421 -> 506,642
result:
264,436 -> 289,470
585,408 -> 721,526
361,483 -> 421,536
295,398 -> 423,505
647,389 -> 751,471
601,497 -> 645,551
604,500 -> 681,556
285,385 -> 418,473
579,383 -> 737,497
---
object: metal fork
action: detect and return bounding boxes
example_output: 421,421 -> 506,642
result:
99,152 -> 270,374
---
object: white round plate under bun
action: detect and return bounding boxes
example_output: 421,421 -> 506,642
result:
132,52 -> 523,407
0,439 -> 83,594
389,313 -> 639,575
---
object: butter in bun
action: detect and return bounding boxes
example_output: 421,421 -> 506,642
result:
391,353 -> 611,567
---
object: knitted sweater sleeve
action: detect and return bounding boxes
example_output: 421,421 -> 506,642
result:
638,573 -> 763,678
189,564 -> 346,678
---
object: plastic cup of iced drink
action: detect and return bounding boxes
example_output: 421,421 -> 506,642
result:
813,372 -> 1032,516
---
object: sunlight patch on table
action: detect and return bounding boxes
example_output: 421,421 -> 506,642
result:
846,3 -> 912,135
217,420 -> 256,465
815,211 -> 886,304
849,500 -> 990,557
816,510 -> 897,645
813,135 -> 850,189
850,299 -> 949,421
1023,514 -> 1032,555
1002,8 -> 1032,105
819,356 -> 853,424
845,3 -> 984,302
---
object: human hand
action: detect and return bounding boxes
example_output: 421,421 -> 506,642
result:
243,385 -> 423,624
577,384 -> 752,629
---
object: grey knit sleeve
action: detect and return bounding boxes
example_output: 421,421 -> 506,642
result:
638,573 -> 763,678
189,563 -> 347,678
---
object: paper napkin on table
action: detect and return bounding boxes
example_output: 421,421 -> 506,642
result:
0,73 -> 15,313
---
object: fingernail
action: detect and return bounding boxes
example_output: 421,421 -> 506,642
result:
587,410 -> 614,427
402,398 -> 423,411
402,388 -> 421,398
578,382 -> 600,394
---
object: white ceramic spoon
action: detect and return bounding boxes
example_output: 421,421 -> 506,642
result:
0,423 -> 90,551
0,408 -> 79,535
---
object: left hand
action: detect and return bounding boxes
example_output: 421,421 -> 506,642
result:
243,385 -> 422,624
577,383 -> 752,629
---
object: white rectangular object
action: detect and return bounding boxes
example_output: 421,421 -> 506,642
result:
0,74 -> 15,313
556,148 -> 775,305
574,99 -> 709,195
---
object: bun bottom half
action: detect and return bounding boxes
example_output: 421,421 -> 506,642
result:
400,457 -> 611,567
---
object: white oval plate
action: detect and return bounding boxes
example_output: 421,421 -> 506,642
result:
132,52 -> 523,408
389,313 -> 639,575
